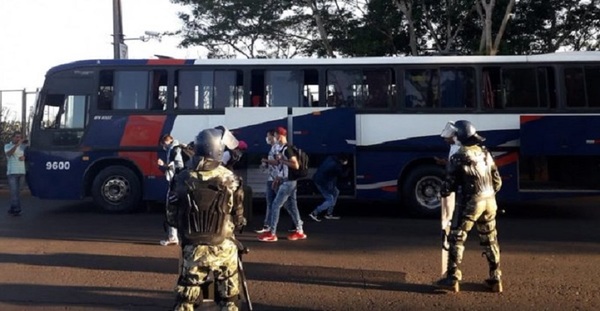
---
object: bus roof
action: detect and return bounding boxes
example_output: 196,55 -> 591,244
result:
47,51 -> 600,75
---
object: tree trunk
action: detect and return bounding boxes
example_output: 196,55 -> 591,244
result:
307,0 -> 335,57
491,0 -> 516,55
395,0 -> 418,56
476,1 -> 486,54
480,0 -> 495,55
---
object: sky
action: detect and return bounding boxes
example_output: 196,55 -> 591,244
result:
0,0 -> 206,91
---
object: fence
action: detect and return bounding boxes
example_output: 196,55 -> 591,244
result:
0,88 -> 38,137
0,89 -> 39,185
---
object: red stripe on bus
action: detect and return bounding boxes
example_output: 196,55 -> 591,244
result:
520,115 -> 543,124
147,59 -> 187,65
494,152 -> 518,167
382,186 -> 397,192
120,115 -> 166,146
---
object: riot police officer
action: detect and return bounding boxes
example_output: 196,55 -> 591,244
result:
436,120 -> 503,293
166,126 -> 246,310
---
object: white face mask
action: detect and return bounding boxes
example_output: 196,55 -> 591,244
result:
265,137 -> 272,145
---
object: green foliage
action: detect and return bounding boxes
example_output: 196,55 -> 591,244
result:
170,0 -> 600,57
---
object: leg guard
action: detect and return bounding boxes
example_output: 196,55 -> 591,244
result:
476,218 -> 501,274
446,216 -> 474,280
477,218 -> 503,292
174,284 -> 202,311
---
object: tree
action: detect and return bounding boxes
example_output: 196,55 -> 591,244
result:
476,0 -> 517,55
421,0 -> 476,55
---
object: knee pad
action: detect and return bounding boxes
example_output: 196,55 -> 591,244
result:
175,285 -> 202,305
476,219 -> 497,246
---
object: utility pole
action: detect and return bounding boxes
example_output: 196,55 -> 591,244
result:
112,0 -> 124,59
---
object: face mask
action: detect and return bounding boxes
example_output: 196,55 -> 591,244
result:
265,137 -> 272,145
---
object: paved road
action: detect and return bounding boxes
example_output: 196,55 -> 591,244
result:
0,191 -> 599,311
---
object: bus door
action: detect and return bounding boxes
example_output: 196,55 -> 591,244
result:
519,115 -> 600,192
291,107 -> 356,196
27,71 -> 93,199
224,107 -> 288,196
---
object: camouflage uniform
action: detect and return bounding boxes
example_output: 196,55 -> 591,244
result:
439,144 -> 503,292
166,165 -> 243,311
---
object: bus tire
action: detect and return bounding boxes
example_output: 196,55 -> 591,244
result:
401,165 -> 445,217
91,166 -> 142,213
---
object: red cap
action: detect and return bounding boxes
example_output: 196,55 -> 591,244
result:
276,126 -> 287,136
238,140 -> 248,150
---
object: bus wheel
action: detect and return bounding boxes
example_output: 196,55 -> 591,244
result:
402,165 -> 445,217
91,166 -> 142,213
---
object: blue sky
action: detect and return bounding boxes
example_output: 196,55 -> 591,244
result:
0,0 -> 206,91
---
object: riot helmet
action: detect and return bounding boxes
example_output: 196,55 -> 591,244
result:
440,121 -> 457,139
192,126 -> 239,171
454,120 -> 485,146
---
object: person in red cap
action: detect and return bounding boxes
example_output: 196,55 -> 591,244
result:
258,126 -> 306,242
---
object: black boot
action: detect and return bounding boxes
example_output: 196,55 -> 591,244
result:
436,266 -> 461,292
435,276 -> 459,292
484,265 -> 502,293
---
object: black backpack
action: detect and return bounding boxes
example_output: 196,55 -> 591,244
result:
175,170 -> 231,245
284,144 -> 309,179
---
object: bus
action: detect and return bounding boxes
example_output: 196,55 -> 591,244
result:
25,52 -> 600,216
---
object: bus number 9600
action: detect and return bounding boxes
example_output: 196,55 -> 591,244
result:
46,161 -> 71,170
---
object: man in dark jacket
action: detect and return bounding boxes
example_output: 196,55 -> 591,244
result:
308,154 -> 349,221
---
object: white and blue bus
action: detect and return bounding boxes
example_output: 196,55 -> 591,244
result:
25,53 -> 600,215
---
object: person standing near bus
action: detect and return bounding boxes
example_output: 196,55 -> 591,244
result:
255,129 -> 280,233
165,127 -> 246,311
258,127 -> 306,242
308,153 -> 349,221
158,134 -> 184,246
4,132 -> 26,216
436,120 -> 503,293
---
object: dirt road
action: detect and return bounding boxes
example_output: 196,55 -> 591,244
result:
0,193 -> 598,310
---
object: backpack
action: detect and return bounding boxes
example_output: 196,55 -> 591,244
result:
284,144 -> 309,179
174,170 -> 231,245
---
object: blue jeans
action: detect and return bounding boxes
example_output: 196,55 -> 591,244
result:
268,180 -> 303,234
313,181 -> 340,215
7,174 -> 24,213
264,180 -> 296,228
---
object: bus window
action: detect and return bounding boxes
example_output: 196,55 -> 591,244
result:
439,68 -> 475,109
484,67 -> 552,109
265,70 -> 303,107
404,69 -> 439,108
502,68 -> 540,108
327,69 -> 392,108
41,94 -> 88,146
537,67 -> 557,109
564,67 -> 585,108
586,66 -> 600,107
98,70 -> 153,110
364,69 -> 394,109
150,70 -> 168,110
175,70 -> 243,110
250,69 -> 317,107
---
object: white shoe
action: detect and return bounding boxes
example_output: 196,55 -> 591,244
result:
308,212 -> 321,222
160,239 -> 179,246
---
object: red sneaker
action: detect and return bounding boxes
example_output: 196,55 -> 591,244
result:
287,230 -> 307,241
258,231 -> 278,242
